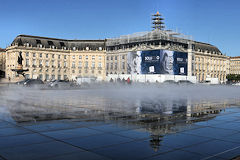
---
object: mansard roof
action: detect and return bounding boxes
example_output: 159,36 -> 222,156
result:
194,41 -> 222,54
11,35 -> 106,50
0,48 -> 5,52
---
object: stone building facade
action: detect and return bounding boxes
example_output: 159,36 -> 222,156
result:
0,48 -> 6,77
105,29 -> 229,83
4,33 -> 230,83
193,42 -> 229,83
229,56 -> 240,74
6,35 -> 106,82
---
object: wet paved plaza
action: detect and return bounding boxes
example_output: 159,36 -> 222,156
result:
1,86 -> 240,160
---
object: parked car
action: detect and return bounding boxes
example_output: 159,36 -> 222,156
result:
162,80 -> 178,85
23,79 -> 44,87
48,80 -> 73,88
16,79 -> 30,85
178,80 -> 193,85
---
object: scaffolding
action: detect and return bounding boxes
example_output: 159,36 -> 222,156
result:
106,29 -> 193,47
106,11 -> 193,49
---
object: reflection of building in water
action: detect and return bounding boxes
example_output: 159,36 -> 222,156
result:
3,96 -> 231,152
134,99 -> 188,115
150,135 -> 162,152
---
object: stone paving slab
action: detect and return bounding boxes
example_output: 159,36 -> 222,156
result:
45,151 -> 111,160
0,106 -> 240,159
41,127 -> 103,140
93,139 -> 174,160
62,133 -> 134,150
145,150 -> 205,160
182,139 -> 240,157
0,133 -> 53,149
0,141 -> 84,160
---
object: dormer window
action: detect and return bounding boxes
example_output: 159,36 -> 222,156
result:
73,47 -> 76,51
36,39 -> 41,44
86,47 -> 89,50
48,41 -> 54,49
48,41 -> 53,46
60,42 -> 65,47
99,47 -> 102,51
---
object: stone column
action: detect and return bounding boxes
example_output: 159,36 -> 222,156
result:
187,42 -> 193,77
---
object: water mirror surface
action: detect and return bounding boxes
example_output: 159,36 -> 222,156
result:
0,85 -> 240,160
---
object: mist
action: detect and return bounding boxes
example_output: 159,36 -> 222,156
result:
1,84 -> 240,123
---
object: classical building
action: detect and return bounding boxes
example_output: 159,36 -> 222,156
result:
6,35 -> 106,82
4,12 -> 231,83
229,56 -> 240,74
0,48 -> 6,78
193,42 -> 229,83
105,12 -> 229,83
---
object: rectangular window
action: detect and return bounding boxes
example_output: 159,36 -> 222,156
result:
107,56 -> 109,60
33,59 -> 36,66
92,62 -> 95,68
85,62 -> 88,68
115,56 -> 117,60
25,74 -> 30,79
98,56 -> 102,60
72,55 -> 75,59
64,75 -> 67,80
26,59 -> 29,67
122,55 -> 125,59
72,62 -> 75,68
46,74 -> 49,80
58,55 -> 60,59
52,75 -> 55,80
64,55 -> 66,59
85,56 -> 88,60
39,74 -> 43,80
58,61 -> 60,68
33,53 -> 36,57
110,63 -> 113,69
78,61 -> 82,68
26,52 -> 29,57
64,61 -> 67,68
92,56 -> 95,60
58,75 -> 61,80
39,60 -> 43,67
122,62 -> 125,69
98,62 -> 102,68
52,60 -> 54,67
52,54 -> 54,58
115,63 -> 117,70
79,55 -> 82,59
40,53 -> 42,58
46,60 -> 49,67
111,56 -> 113,60
46,54 -> 48,58
107,63 -> 109,70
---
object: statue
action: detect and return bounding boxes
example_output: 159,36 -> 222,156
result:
11,51 -> 29,78
17,51 -> 23,65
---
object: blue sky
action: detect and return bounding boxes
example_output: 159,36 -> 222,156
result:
0,0 -> 239,56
